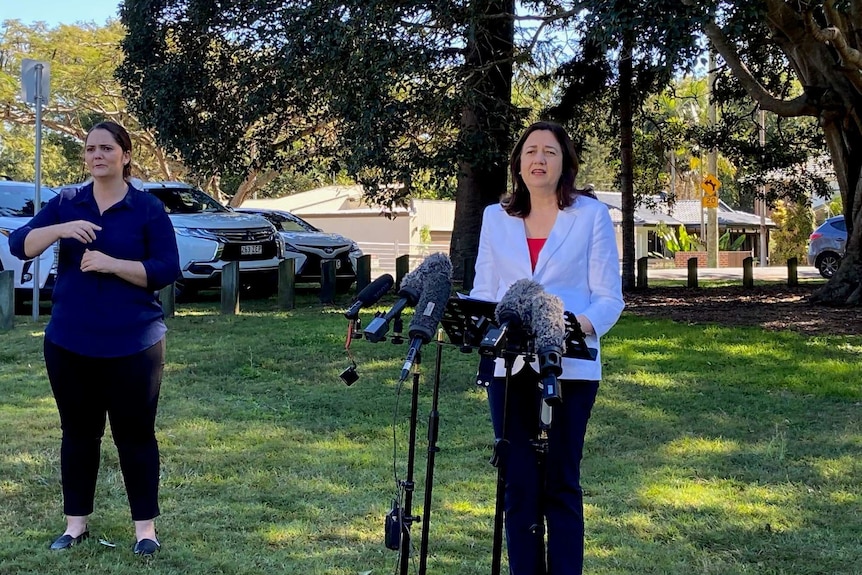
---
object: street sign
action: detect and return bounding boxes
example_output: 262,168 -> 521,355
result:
701,173 -> 721,196
20,59 -> 51,104
702,195 -> 719,208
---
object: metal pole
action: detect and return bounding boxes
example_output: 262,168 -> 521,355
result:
32,63 -> 43,321
707,48 -> 719,268
759,108 -> 767,267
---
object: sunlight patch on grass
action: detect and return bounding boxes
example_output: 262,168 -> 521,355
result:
0,480 -> 24,496
810,455 -> 861,482
262,520 -> 310,545
638,479 -> 798,531
661,436 -> 741,457
625,370 -> 683,389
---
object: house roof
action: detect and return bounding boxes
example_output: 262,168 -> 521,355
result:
594,191 -> 774,229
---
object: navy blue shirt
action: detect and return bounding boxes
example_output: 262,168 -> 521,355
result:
9,182 -> 180,357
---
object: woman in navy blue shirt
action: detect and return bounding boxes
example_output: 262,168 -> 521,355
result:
10,121 -> 180,557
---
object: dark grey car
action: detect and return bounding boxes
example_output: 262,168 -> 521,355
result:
807,215 -> 846,278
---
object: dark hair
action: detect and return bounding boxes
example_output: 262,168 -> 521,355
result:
502,120 -> 594,217
86,121 -> 133,180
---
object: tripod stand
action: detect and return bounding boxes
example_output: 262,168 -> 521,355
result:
388,330 -> 446,575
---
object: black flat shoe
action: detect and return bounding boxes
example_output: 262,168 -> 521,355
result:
133,538 -> 160,557
49,531 -> 89,550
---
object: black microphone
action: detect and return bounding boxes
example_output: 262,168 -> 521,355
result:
530,290 -> 566,406
479,279 -> 543,358
398,254 -> 453,381
363,266 -> 425,343
344,274 -> 394,320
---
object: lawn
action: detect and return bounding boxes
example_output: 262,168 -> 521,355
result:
1,293 -> 860,574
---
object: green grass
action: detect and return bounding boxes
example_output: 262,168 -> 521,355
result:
1,294 -> 860,574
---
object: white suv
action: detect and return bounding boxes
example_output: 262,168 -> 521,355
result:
0,180 -> 59,303
137,181 -> 304,298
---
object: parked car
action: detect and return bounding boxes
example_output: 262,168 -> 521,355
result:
235,207 -> 363,293
138,181 -> 307,297
58,180 -> 303,298
808,215 -> 846,278
0,180 -> 58,303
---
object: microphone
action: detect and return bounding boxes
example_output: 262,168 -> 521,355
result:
479,279 -> 543,358
344,274 -> 394,320
530,290 -> 566,406
363,265 -> 425,343
398,254 -> 453,381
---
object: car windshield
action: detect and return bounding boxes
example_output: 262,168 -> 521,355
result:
147,187 -> 228,214
0,184 -> 57,217
257,211 -> 320,233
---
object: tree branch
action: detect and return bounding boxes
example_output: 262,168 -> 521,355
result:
682,0 -> 820,117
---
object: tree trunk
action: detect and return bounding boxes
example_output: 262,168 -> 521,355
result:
449,0 -> 515,282
619,32 -> 637,291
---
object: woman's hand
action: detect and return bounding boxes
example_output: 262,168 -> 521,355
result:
80,249 -> 117,274
59,220 -> 102,244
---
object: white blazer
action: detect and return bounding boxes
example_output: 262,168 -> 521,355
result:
470,195 -> 625,381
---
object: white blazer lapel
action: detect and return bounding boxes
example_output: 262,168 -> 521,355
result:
503,213 -> 533,278
532,208 -> 577,277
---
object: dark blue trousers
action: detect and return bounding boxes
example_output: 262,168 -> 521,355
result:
488,367 -> 599,575
44,338 -> 165,521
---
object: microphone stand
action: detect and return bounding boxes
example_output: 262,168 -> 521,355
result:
418,330 -> 445,575
489,348 -> 518,575
397,347 -> 421,575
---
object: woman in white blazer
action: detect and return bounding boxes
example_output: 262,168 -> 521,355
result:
470,121 -> 624,575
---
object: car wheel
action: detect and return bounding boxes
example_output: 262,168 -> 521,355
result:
817,252 -> 841,278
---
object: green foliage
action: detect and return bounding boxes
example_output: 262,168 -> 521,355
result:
656,222 -> 703,253
770,200 -> 814,265
0,20 -> 187,184
1,296 -> 860,574
718,230 -> 747,251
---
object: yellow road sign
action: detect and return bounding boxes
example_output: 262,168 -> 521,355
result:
702,195 -> 719,208
701,174 -> 721,196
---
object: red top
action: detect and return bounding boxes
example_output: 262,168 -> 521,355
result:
527,237 -> 547,271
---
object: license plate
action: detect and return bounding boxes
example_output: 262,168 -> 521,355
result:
241,244 -> 263,256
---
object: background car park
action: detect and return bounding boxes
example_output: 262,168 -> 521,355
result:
58,180 -> 299,299
807,215 -> 846,278
235,207 -> 363,293
0,180 -> 58,305
134,181 -> 299,298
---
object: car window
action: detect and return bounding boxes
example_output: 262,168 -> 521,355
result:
147,187 -> 228,214
830,219 -> 846,232
0,185 -> 57,217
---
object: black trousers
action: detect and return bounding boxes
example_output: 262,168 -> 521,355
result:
44,338 -> 165,521
488,368 -> 599,575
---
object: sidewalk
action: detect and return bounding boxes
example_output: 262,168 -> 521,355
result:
643,265 -> 823,282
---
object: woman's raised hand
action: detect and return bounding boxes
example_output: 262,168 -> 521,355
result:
59,220 -> 102,243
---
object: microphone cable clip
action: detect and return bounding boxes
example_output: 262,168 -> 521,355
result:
339,318 -> 361,386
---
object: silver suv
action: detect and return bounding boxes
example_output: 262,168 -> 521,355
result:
807,215 -> 846,278
235,207 -> 362,293
134,181 -> 305,297
0,180 -> 59,303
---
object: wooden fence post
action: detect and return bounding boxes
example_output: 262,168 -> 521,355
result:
320,260 -> 337,304
355,254 -> 371,295
220,261 -> 240,315
636,257 -> 649,290
278,258 -> 296,310
742,257 -> 754,288
687,257 -> 699,288
0,270 -> 14,331
395,254 -> 410,291
787,257 -> 798,287
159,283 -> 175,318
